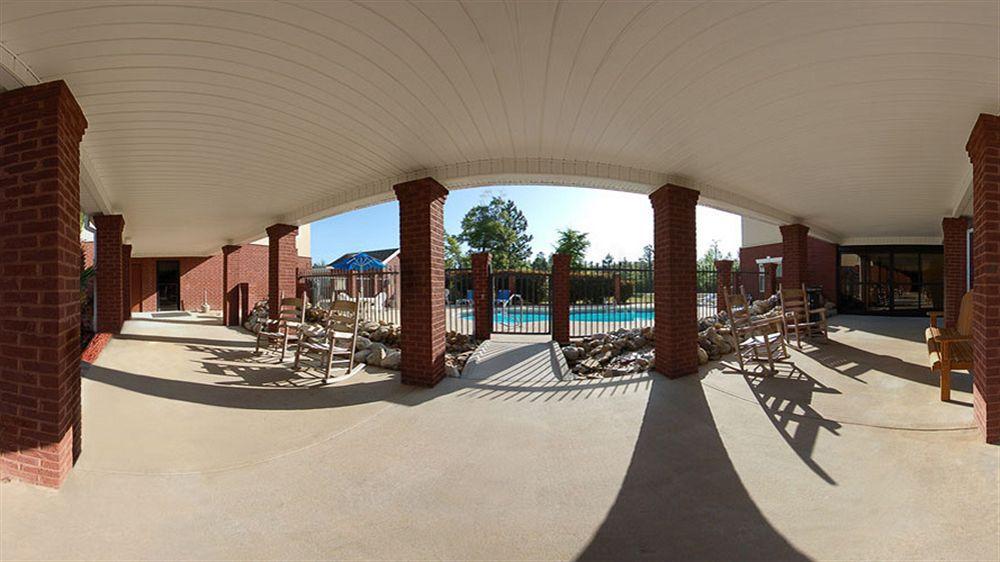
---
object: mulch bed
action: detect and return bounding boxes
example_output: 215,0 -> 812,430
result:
82,332 -> 112,364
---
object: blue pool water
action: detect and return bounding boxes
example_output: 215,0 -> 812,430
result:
461,308 -> 655,324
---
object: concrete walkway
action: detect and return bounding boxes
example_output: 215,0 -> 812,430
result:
2,313 -> 997,560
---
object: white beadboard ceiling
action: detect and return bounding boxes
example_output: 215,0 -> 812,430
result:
1,1 -> 997,255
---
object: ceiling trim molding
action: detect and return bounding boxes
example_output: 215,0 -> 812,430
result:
219,157 -> 842,255
0,41 -> 113,216
840,236 -> 942,246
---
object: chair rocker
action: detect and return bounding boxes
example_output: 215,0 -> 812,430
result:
780,284 -> 828,348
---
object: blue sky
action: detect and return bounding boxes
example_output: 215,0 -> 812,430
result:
310,185 -> 741,265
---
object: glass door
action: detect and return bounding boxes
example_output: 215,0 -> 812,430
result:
156,260 -> 181,311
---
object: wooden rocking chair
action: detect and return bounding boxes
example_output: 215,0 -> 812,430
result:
723,291 -> 788,373
294,300 -> 363,383
780,285 -> 828,348
254,297 -> 305,361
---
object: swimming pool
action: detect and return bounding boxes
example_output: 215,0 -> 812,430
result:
461,307 -> 656,324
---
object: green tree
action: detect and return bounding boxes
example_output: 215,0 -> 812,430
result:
444,232 -> 469,269
641,244 -> 654,266
698,239 -> 738,270
553,228 -> 590,267
458,197 -> 533,269
601,253 -> 614,267
530,251 -> 549,271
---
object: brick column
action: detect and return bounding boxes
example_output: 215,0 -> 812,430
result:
121,244 -> 132,322
966,113 -> 1000,444
346,271 -> 356,297
780,224 -> 810,290
394,177 -> 448,386
222,245 -> 241,326
266,224 -> 298,319
0,81 -> 87,487
650,184 -> 700,378
942,217 -> 969,329
552,254 -> 571,345
93,214 -> 125,333
714,259 -> 734,312
763,263 -> 778,297
472,252 -> 492,341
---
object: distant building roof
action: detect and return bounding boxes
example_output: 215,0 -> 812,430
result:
328,248 -> 399,268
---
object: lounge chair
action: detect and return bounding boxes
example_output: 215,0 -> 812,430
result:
724,291 -> 788,373
295,300 -> 363,383
254,297 -> 305,361
779,285 -> 828,348
495,289 -> 511,307
926,292 -> 973,401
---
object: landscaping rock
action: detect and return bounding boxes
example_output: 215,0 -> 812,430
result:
355,336 -> 372,350
381,350 -> 401,369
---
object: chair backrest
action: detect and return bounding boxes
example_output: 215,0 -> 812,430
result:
278,297 -> 305,323
957,291 -> 973,336
780,284 -> 808,316
466,289 -> 474,301
723,292 -> 753,334
326,299 -> 360,335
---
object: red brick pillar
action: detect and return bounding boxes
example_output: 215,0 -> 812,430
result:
394,177 -> 448,386
266,224 -> 298,319
94,214 -> 125,333
714,259 -> 734,312
121,244 -> 132,322
0,81 -> 87,488
966,113 -> 1000,443
222,245 -> 241,326
552,254 -> 571,345
650,184 -> 700,378
346,271 -> 356,298
472,252 -> 492,341
942,217 -> 969,329
763,263 -> 778,298
780,224 -> 809,290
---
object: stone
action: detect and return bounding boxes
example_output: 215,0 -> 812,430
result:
381,350 -> 401,370
355,349 -> 371,363
698,347 -> 709,365
445,364 -> 461,378
368,344 -> 387,367
355,336 -> 372,350
563,346 -> 581,361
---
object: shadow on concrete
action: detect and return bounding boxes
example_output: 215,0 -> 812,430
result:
826,315 -> 925,343
115,333 -> 256,349
804,340 -> 972,394
578,373 -> 807,560
727,362 -> 841,484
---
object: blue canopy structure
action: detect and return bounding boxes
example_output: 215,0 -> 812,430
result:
328,251 -> 385,272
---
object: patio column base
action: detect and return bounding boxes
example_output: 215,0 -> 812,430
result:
394,177 -> 448,387
266,224 -> 298,319
0,81 -> 87,488
966,113 -> 1000,444
94,214 -> 125,333
650,184 -> 700,378
780,224 -> 809,290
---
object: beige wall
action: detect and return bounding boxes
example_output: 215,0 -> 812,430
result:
741,217 -> 782,247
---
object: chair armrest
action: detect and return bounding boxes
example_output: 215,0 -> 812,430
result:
748,316 -> 783,331
807,307 -> 827,320
928,311 -> 943,328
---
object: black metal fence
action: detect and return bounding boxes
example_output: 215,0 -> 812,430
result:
696,269 -> 718,319
491,268 -> 550,335
298,267 -> 400,326
568,264 -> 654,337
445,268 -> 474,335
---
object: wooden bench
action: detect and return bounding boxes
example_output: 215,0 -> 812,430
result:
926,292 -> 972,401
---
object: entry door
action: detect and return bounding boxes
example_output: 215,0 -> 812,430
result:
156,260 -> 181,311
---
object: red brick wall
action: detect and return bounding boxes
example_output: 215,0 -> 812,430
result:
472,252 -> 492,340
0,81 -> 87,488
127,243 -> 297,313
650,184 -> 700,378
93,214 -> 124,333
551,254 -> 570,344
82,240 -> 94,268
394,178 -> 448,386
266,224 -> 298,318
966,113 -> 1000,444
942,217 -> 969,329
739,236 -> 838,303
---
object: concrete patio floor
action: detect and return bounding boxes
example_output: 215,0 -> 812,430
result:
2,313 -> 997,560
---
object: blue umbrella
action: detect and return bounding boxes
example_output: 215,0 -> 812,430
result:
329,252 -> 385,299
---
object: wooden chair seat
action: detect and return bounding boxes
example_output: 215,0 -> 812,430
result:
294,299 -> 363,384
925,292 -> 973,401
724,292 -> 788,373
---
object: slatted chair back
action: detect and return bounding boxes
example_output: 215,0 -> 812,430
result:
326,299 -> 360,335
278,297 -> 305,323
723,292 -> 753,334
956,292 -> 973,336
780,285 -> 809,320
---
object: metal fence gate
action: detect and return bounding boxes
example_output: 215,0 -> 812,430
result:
490,268 -> 551,335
